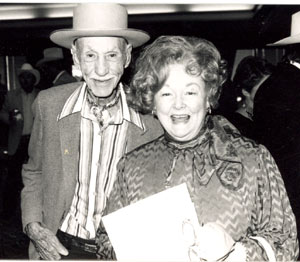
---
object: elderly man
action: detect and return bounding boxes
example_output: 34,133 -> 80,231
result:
21,3 -> 162,260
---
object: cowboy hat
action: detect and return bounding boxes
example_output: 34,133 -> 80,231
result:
268,11 -> 300,46
18,63 -> 40,86
36,47 -> 64,67
50,3 -> 150,49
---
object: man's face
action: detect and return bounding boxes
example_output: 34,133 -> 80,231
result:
19,72 -> 36,93
73,37 -> 132,98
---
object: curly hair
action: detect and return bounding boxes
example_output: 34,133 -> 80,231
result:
127,35 -> 228,113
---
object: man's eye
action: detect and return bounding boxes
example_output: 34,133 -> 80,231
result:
161,93 -> 171,97
84,53 -> 96,61
106,53 -> 119,60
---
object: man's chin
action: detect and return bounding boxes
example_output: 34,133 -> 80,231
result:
90,86 -> 117,100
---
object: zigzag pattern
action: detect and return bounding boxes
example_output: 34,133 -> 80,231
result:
102,116 -> 299,261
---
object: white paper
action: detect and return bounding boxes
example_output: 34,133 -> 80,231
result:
102,183 -> 200,261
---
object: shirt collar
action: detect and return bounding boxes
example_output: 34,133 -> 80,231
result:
53,70 -> 66,85
57,82 -> 145,131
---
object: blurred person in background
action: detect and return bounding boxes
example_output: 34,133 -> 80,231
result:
97,35 -> 298,261
226,56 -> 273,140
0,63 -> 40,219
254,11 -> 300,254
0,74 -> 7,109
36,47 -> 76,90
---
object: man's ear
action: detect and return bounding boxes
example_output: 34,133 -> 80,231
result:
124,44 -> 132,69
71,43 -> 80,68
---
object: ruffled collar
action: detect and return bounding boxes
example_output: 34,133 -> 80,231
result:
162,115 -> 244,190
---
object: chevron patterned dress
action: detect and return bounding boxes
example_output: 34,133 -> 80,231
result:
97,115 -> 299,261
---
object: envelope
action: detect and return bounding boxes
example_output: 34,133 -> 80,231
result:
102,183 -> 200,261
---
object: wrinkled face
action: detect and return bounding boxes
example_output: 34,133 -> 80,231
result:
72,37 -> 132,98
154,64 -> 209,142
19,72 -> 36,93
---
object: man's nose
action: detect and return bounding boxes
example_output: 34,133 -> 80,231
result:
95,56 -> 109,76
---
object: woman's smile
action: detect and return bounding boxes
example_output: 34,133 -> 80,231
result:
170,114 -> 190,124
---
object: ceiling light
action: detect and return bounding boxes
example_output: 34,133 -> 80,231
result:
0,3 -> 257,20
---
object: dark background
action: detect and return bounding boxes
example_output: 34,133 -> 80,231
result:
0,4 -> 299,67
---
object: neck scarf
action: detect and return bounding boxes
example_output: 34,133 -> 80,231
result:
163,115 -> 243,191
86,87 -> 120,129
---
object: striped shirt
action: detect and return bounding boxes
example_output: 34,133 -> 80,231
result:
58,82 -> 145,239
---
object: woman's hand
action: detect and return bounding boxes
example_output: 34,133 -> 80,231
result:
25,222 -> 69,260
183,221 -> 246,261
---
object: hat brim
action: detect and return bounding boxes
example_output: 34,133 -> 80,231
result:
19,69 -> 40,86
267,34 -> 300,46
50,28 -> 150,49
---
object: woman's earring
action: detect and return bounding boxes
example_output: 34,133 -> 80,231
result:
206,103 -> 211,114
152,107 -> 157,115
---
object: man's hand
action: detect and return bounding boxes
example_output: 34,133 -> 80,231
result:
25,222 -> 69,260
9,109 -> 23,124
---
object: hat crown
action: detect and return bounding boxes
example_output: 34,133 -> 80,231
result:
73,3 -> 128,30
268,11 -> 300,46
43,47 -> 64,59
291,11 -> 300,37
20,63 -> 35,71
50,3 -> 150,49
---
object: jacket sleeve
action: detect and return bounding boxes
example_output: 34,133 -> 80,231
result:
21,93 -> 44,230
240,145 -> 299,261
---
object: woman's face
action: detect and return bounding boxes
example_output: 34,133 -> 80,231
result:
154,63 -> 209,142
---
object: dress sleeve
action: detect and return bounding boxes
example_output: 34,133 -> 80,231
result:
240,145 -> 299,261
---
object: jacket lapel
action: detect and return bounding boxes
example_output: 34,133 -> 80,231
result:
126,121 -> 148,153
58,112 -> 81,210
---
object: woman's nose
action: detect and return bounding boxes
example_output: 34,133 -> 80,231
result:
95,56 -> 109,76
174,95 -> 186,109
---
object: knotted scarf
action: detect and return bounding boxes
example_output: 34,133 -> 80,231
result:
162,116 -> 243,191
86,87 -> 121,130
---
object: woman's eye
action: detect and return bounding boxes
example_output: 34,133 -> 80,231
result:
186,91 -> 197,95
161,93 -> 171,97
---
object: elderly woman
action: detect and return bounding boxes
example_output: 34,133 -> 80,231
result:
97,36 -> 298,261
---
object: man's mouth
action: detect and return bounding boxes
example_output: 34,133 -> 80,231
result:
93,78 -> 112,85
170,114 -> 190,123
